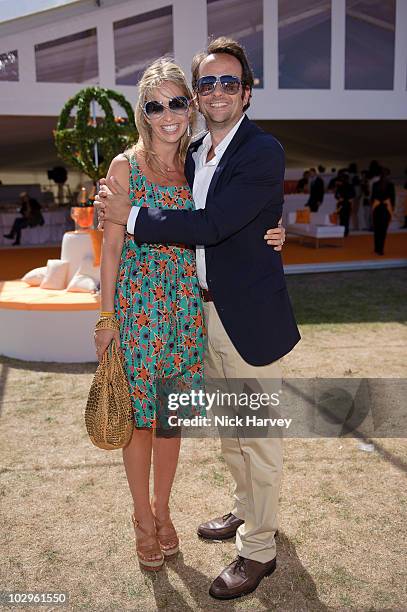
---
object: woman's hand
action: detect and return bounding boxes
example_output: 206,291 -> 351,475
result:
264,218 -> 286,251
94,328 -> 121,362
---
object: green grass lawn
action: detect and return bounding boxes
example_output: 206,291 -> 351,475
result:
286,268 -> 407,325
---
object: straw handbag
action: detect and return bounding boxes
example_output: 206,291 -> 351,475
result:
85,319 -> 133,450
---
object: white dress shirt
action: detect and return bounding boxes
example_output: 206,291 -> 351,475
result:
127,114 -> 245,289
192,115 -> 245,288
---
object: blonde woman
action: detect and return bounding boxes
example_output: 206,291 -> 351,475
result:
94,59 -> 285,572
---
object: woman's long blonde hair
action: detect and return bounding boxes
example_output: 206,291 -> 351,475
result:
132,58 -> 195,170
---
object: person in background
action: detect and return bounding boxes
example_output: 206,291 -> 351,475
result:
368,160 -> 382,180
360,170 -> 372,230
335,173 -> 355,237
296,170 -> 309,193
367,160 -> 382,200
371,168 -> 395,255
305,167 -> 324,211
348,163 -> 361,230
327,168 -> 338,192
401,175 -> 407,229
3,192 -> 44,246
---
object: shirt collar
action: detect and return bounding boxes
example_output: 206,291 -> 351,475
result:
200,114 -> 245,164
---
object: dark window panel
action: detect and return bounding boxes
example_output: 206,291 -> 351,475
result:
207,0 -> 264,88
345,0 -> 395,90
114,6 -> 173,86
278,0 -> 331,89
35,29 -> 98,83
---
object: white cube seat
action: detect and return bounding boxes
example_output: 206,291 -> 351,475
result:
286,212 -> 345,247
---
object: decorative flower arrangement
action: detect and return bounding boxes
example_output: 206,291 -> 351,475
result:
54,87 -> 138,182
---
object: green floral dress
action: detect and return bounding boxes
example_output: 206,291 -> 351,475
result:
114,153 -> 205,428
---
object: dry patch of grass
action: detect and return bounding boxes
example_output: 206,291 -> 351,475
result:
283,321 -> 407,377
1,270 -> 406,610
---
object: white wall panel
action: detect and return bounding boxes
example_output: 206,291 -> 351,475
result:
0,0 -> 406,119
394,0 -> 407,91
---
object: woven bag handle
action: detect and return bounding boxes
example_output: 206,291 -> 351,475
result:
99,340 -> 120,383
109,340 -> 120,383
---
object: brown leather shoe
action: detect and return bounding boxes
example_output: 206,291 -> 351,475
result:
197,512 -> 244,540
209,555 -> 276,600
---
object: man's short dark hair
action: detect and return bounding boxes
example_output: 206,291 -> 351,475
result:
191,37 -> 254,111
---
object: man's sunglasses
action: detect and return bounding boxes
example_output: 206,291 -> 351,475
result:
196,75 -> 241,96
142,96 -> 190,119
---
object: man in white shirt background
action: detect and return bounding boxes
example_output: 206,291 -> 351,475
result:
96,37 -> 300,600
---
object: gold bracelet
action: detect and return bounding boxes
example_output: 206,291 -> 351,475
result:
95,317 -> 120,332
100,311 -> 115,317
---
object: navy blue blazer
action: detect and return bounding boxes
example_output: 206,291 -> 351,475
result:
132,116 -> 300,366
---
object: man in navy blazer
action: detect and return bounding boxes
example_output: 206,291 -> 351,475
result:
127,114 -> 299,366
97,38 -> 300,600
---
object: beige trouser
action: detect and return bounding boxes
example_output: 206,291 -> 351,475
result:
203,301 -> 283,563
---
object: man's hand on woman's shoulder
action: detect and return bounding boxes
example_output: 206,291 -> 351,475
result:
94,156 -> 131,229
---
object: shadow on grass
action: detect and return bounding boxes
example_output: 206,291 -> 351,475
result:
0,362 -> 9,418
145,532 -> 330,610
286,269 -> 407,325
363,438 -> 407,475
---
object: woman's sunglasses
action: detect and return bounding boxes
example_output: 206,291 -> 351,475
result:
196,75 -> 241,96
142,96 -> 190,119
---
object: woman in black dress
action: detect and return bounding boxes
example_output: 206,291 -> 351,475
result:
335,174 -> 355,237
371,170 -> 395,255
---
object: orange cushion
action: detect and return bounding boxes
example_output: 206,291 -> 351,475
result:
295,209 -> 310,223
88,229 -> 103,266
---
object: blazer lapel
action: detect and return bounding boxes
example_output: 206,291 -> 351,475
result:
206,116 -> 252,205
184,150 -> 195,189
185,134 -> 206,189
204,117 -> 253,266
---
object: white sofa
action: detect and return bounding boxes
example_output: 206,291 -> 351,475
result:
0,209 -> 71,246
286,212 -> 345,248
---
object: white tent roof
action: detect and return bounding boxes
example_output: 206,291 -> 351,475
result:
0,0 -> 82,24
